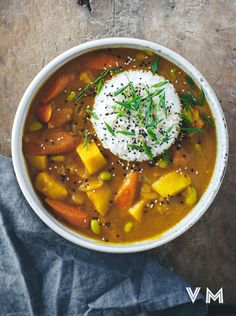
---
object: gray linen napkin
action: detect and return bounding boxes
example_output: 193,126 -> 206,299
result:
0,156 -> 207,316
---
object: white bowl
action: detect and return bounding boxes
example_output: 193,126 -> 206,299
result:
11,38 -> 229,253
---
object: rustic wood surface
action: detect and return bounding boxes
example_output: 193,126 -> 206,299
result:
0,0 -> 235,304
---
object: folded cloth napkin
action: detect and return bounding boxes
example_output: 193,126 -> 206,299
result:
0,156 -> 207,316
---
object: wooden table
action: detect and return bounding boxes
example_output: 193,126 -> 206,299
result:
1,0 -> 235,304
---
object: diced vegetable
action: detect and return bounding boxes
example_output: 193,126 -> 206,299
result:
48,104 -> 73,129
140,183 -> 159,200
29,121 -> 43,132
50,155 -> 65,162
79,178 -> 104,192
114,171 -> 140,209
35,172 -> 68,199
157,159 -> 168,169
71,192 -> 84,205
124,222 -> 133,233
80,71 -> 93,84
36,103 -> 52,123
181,186 -> 197,205
66,91 -> 77,102
152,171 -> 191,197
26,154 -> 47,170
41,72 -> 76,103
128,200 -> 145,222
23,129 -> 79,155
99,171 -> 111,181
76,142 -> 107,175
191,108 -> 204,128
172,148 -> 188,168
86,183 -> 112,216
45,198 -> 89,228
90,219 -> 101,235
82,54 -> 120,70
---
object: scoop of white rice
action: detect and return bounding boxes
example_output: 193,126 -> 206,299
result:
92,70 -> 182,161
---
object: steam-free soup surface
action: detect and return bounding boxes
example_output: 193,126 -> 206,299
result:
23,48 -> 216,243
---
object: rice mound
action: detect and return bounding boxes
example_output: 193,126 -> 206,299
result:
92,70 -> 182,161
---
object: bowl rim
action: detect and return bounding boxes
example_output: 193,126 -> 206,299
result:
11,37 -> 229,253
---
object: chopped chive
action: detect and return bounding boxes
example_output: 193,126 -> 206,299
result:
160,92 -> 167,118
152,56 -> 159,74
181,127 -> 205,133
128,144 -> 143,151
117,130 -> 135,136
142,141 -> 153,159
86,109 -> 99,120
185,75 -> 196,89
162,150 -> 172,165
199,89 -> 205,105
105,122 -> 115,136
96,79 -> 103,95
152,80 -> 169,88
114,83 -> 130,96
115,101 -> 134,111
112,69 -> 123,74
181,114 -> 192,125
82,130 -> 91,149
202,114 -> 214,126
147,127 -> 157,141
74,83 -> 91,103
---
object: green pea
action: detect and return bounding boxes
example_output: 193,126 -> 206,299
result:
91,219 -> 101,235
66,91 -> 76,102
124,222 -> 133,233
29,121 -> 43,132
99,171 -> 111,181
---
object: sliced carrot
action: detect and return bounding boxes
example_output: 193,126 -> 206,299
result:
45,198 -> 90,229
23,129 -> 79,155
172,147 -> 189,168
82,54 -> 122,71
41,72 -> 76,103
48,104 -> 74,129
114,171 -> 140,209
36,103 -> 52,123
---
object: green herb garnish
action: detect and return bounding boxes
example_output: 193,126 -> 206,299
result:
199,89 -> 205,105
74,83 -> 91,103
152,80 -> 169,88
114,83 -> 130,96
128,144 -> 144,151
147,127 -> 157,141
152,56 -> 159,74
162,150 -> 172,165
105,122 -> 115,136
117,130 -> 135,136
96,79 -> 103,95
82,130 -> 91,149
160,92 -> 167,118
181,114 -> 192,126
142,140 -> 153,159
85,109 -> 99,120
185,75 -> 196,89
112,69 -> 123,74
202,114 -> 214,126
179,91 -> 198,109
181,127 -> 205,133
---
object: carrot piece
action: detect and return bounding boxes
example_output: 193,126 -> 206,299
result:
48,104 -> 74,129
36,103 -> 52,123
82,54 -> 121,70
41,72 -> 76,103
172,147 -> 189,168
45,198 -> 90,229
114,172 -> 140,209
23,129 -> 79,155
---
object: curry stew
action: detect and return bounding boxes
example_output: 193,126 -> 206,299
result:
23,48 -> 216,243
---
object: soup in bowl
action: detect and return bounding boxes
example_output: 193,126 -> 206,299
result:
12,38 -> 228,252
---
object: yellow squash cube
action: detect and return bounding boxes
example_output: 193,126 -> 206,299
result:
152,171 -> 191,197
76,142 -> 107,175
26,155 -> 47,170
181,186 -> 197,205
128,200 -> 145,222
87,183 -> 112,216
34,172 -> 68,200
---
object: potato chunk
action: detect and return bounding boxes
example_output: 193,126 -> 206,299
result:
35,172 -> 68,200
152,171 -> 191,197
26,154 -> 47,170
76,142 -> 107,175
128,200 -> 145,222
181,186 -> 197,205
87,184 -> 112,216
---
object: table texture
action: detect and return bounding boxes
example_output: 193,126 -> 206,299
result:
0,0 -> 235,304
